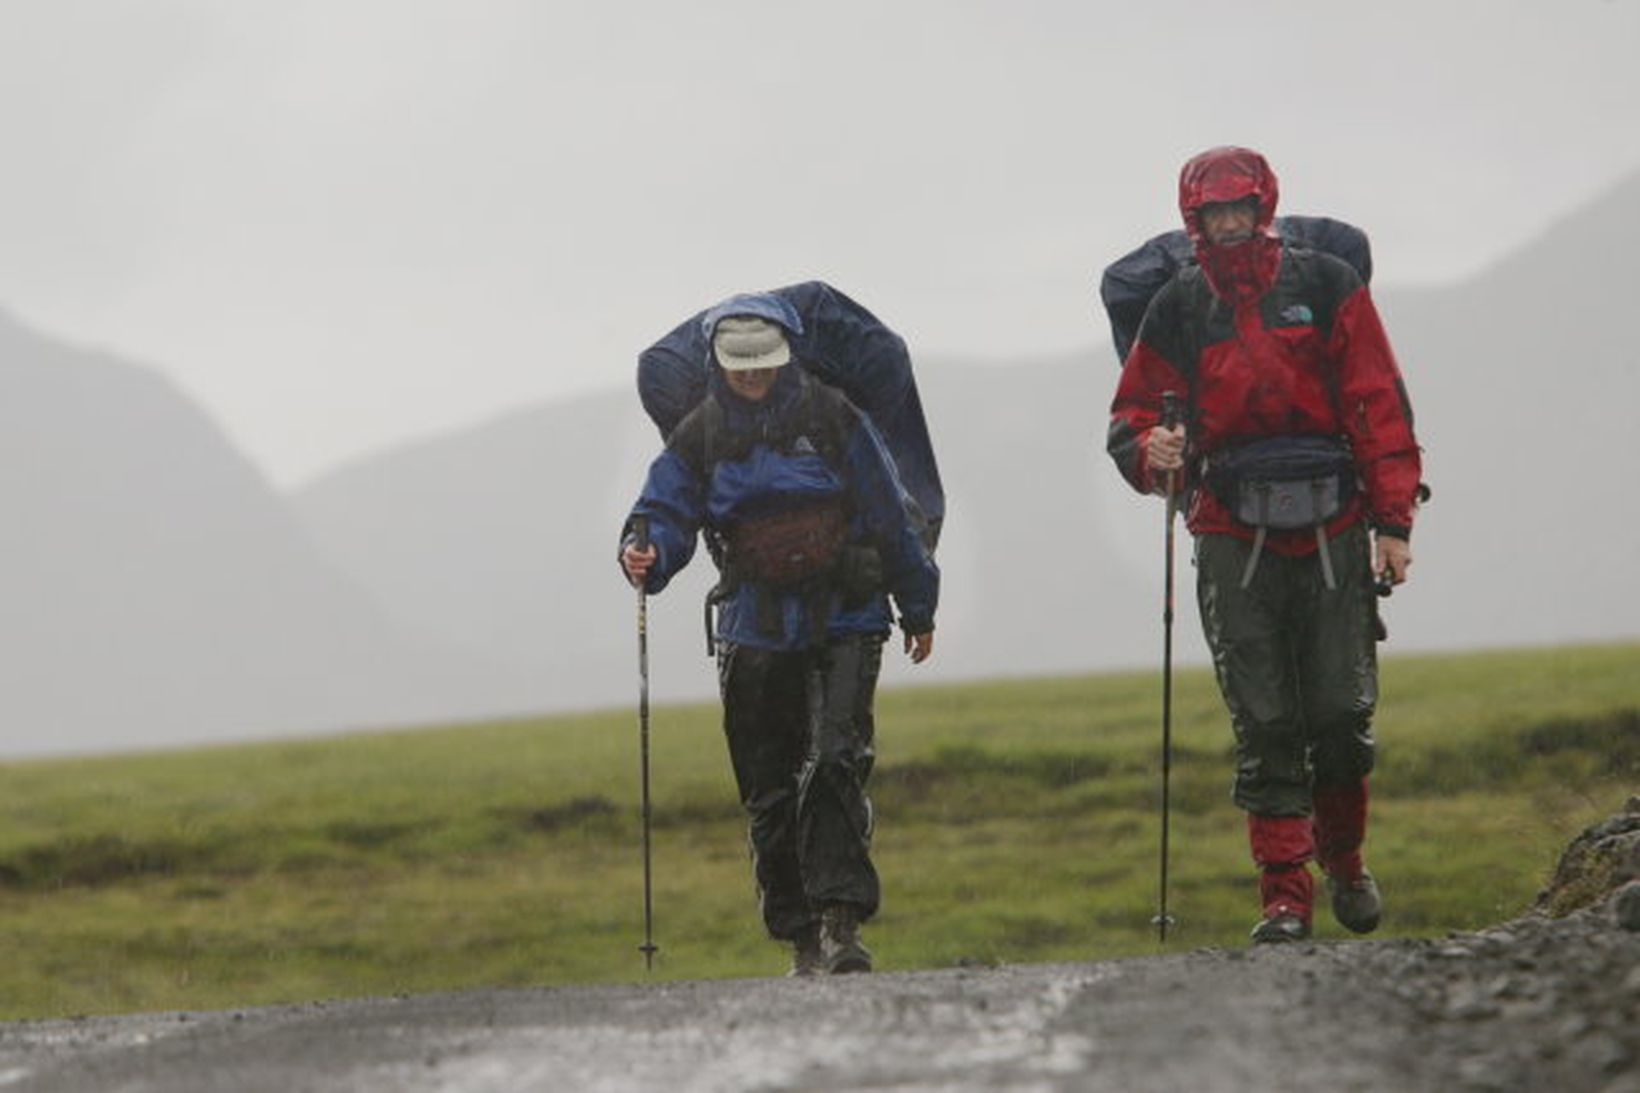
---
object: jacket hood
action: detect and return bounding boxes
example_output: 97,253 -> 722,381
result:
1178,146 -> 1280,245
699,292 -> 805,345
1179,146 -> 1282,303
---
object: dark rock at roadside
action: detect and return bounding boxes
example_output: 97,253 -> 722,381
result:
1534,795 -> 1640,919
1615,882 -> 1640,932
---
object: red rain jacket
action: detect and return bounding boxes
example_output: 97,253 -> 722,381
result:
1108,146 -> 1422,550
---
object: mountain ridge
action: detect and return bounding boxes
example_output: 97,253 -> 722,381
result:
0,309 -> 540,757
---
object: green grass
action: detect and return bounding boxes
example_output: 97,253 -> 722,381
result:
0,642 -> 1636,1019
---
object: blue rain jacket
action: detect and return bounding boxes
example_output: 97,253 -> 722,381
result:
625,366 -> 938,650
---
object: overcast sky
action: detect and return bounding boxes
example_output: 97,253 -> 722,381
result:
4,1 -> 1638,487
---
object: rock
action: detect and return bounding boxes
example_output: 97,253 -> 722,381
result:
1455,1057 -> 1511,1091
1535,802 -> 1640,917
1560,1015 -> 1595,1039
1445,984 -> 1502,1021
1579,1033 -> 1634,1075
1601,1071 -> 1640,1093
1615,881 -> 1640,932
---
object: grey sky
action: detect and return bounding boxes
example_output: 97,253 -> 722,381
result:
3,1 -> 1637,486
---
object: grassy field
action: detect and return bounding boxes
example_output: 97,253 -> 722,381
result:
1,642 -> 1636,1020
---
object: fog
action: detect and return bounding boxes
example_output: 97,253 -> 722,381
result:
2,2 -> 1637,756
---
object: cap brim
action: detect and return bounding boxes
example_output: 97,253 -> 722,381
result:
716,345 -> 791,372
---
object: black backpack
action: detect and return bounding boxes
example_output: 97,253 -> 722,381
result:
1100,216 -> 1373,363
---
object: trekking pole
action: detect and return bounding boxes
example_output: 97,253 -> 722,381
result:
632,515 -> 659,971
1154,391 -> 1183,943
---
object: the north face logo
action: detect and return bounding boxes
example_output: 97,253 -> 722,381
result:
1279,304 -> 1314,325
791,436 -> 818,455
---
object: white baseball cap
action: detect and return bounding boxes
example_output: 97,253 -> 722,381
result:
712,315 -> 792,372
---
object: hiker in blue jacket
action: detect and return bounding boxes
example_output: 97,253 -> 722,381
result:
619,291 -> 939,976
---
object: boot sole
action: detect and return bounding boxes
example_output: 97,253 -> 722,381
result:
1249,914 -> 1311,944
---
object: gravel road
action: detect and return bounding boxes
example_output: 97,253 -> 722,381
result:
1,901 -> 1635,1093
2,804 -> 1636,1093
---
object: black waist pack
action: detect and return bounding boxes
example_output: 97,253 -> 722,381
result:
1203,436 -> 1357,531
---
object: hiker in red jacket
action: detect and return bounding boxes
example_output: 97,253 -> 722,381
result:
1108,146 -> 1423,942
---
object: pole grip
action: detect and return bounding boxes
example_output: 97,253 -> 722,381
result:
1160,390 -> 1182,431
632,515 -> 651,552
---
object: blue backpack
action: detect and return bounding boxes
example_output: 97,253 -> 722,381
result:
638,280 -> 944,549
1099,216 -> 1373,363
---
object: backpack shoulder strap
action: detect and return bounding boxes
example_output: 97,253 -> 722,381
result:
1280,246 -> 1364,415
794,373 -> 857,473
665,397 -> 724,480
668,373 -> 857,479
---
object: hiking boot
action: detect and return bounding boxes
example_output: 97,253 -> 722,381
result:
820,904 -> 872,974
788,924 -> 824,978
1249,911 -> 1311,944
1325,869 -> 1382,934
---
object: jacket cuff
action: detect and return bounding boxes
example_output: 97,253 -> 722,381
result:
1373,522 -> 1411,542
899,614 -> 935,637
617,531 -> 662,591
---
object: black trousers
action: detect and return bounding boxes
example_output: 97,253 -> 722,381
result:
1195,523 -> 1378,816
717,633 -> 883,940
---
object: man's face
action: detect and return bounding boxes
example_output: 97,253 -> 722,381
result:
1199,198 -> 1258,246
724,367 -> 780,401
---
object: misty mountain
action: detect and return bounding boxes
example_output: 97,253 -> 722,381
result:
10,171 -> 1630,759
1372,170 -> 1640,651
293,172 -> 1640,721
0,312 -> 537,757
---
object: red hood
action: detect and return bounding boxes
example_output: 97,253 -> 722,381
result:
1178,146 -> 1281,303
